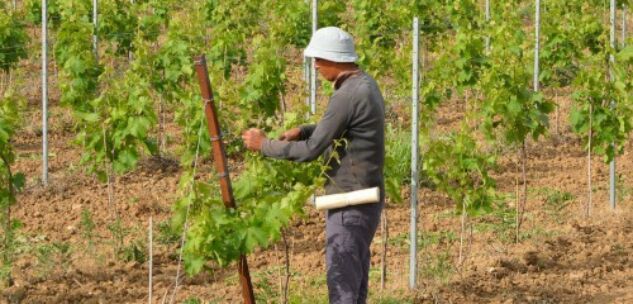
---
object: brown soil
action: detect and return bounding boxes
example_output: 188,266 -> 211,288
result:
3,52 -> 633,304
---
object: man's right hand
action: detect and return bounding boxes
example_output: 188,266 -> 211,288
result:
278,127 -> 302,141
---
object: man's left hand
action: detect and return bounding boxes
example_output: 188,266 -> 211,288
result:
242,128 -> 267,152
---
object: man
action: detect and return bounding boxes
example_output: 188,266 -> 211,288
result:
242,26 -> 385,304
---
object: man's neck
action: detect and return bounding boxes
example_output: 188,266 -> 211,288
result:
334,67 -> 361,89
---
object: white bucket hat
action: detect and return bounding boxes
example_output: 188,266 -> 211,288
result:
304,27 -> 359,63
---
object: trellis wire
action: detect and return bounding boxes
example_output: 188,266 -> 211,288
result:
166,121 -> 206,304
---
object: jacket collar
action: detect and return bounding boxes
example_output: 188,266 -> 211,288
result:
334,69 -> 362,90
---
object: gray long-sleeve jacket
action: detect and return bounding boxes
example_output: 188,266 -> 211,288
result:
262,71 -> 385,209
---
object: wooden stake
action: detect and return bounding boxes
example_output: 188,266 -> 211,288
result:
459,200 -> 467,265
380,209 -> 388,290
194,55 -> 256,304
587,102 -> 593,218
281,229 -> 290,304
517,140 -> 528,239
555,91 -> 560,135
515,160 -> 520,243
148,216 -> 153,304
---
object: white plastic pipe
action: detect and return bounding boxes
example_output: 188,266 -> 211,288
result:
313,187 -> 380,210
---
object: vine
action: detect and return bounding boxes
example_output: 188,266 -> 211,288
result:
0,4 -> 29,92
98,0 -> 138,56
238,36 -> 287,122
203,0 -> 259,79
424,131 -> 496,214
55,0 -> 102,111
178,155 -> 325,274
479,1 -> 554,239
77,64 -> 157,181
0,95 -> 25,286
24,0 -> 62,28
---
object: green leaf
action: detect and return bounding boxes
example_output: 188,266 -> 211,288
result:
184,257 -> 206,276
74,111 -> 100,123
12,173 -> 25,191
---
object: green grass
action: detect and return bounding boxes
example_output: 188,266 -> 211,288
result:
527,187 -> 575,225
33,241 -> 72,278
388,230 -> 457,249
617,174 -> 633,202
252,267 -> 281,303
475,199 -> 559,243
156,219 -> 180,245
226,264 -> 414,303
474,195 -> 516,243
535,187 -> 574,211
182,298 -> 202,304
419,250 -> 454,283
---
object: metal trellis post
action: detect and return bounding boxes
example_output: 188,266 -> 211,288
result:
534,0 -> 540,92
304,55 -> 310,112
42,0 -> 48,186
410,16 -> 420,290
609,0 -> 617,209
93,0 -> 98,61
623,6 -> 627,47
485,0 -> 491,53
310,0 -> 318,115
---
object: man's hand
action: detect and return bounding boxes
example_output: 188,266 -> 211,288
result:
242,128 -> 267,152
278,127 -> 302,141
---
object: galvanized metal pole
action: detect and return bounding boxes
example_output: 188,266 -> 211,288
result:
534,0 -> 540,92
609,0 -> 616,209
128,0 -> 135,62
623,6 -> 627,47
409,17 -> 420,290
303,0 -> 311,114
310,0 -> 318,115
304,55 -> 310,108
93,0 -> 98,61
485,0 -> 491,53
42,0 -> 48,186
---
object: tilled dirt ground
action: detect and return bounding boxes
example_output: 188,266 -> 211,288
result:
433,214 -> 633,303
3,76 -> 633,304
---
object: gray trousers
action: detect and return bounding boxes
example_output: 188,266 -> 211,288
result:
326,203 -> 382,304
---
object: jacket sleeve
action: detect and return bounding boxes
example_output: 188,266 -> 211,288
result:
262,92 -> 353,162
299,124 -> 316,140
